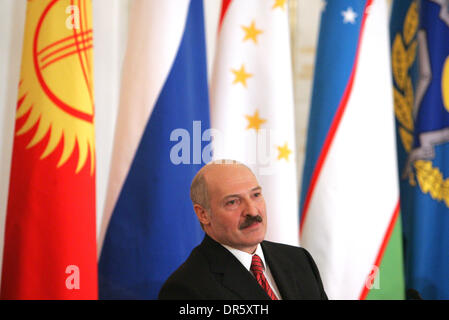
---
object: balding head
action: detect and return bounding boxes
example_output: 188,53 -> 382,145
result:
190,160 -> 253,210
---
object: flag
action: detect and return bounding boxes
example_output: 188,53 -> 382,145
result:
98,0 -> 210,299
210,0 -> 299,246
299,0 -> 405,299
1,0 -> 97,299
391,0 -> 449,300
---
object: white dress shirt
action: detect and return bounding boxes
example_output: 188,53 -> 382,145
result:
221,243 -> 282,300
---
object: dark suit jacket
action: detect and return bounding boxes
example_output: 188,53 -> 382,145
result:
158,235 -> 327,300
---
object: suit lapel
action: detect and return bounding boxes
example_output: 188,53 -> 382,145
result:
262,241 -> 305,300
200,235 -> 270,300
221,261 -> 270,300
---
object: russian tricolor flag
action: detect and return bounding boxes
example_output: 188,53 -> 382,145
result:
98,0 -> 210,299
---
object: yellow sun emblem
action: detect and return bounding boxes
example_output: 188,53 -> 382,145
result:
16,0 -> 95,174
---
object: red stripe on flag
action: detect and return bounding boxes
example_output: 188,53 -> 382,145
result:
359,200 -> 401,300
218,0 -> 232,31
299,0 -> 373,236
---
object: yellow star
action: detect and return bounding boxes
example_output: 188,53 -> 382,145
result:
241,20 -> 263,44
231,65 -> 253,88
277,142 -> 292,161
272,0 -> 287,10
245,110 -> 267,131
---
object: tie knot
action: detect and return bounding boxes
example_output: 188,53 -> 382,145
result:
250,254 -> 264,274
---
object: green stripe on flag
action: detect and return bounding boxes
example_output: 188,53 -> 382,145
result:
366,213 -> 405,299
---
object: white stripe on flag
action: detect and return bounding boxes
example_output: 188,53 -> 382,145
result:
99,0 -> 191,252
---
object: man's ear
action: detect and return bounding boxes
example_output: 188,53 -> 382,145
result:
193,204 -> 210,226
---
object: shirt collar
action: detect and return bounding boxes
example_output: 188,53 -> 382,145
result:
221,243 -> 266,272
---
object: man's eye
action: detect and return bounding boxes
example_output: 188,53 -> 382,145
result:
226,199 -> 239,207
254,192 -> 261,197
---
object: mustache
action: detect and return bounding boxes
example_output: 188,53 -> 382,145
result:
239,215 -> 263,230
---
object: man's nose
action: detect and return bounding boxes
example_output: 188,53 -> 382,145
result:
243,199 -> 259,216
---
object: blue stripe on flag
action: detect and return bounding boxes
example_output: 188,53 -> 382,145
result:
300,0 -> 367,215
98,0 -> 210,299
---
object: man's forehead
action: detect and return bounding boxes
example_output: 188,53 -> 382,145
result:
203,163 -> 255,180
203,164 -> 259,194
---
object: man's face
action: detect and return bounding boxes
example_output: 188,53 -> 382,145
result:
201,164 -> 267,253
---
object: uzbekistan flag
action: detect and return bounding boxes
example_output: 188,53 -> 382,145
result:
1,0 -> 97,299
98,0 -> 210,299
300,0 -> 405,299
391,0 -> 449,299
210,0 -> 299,246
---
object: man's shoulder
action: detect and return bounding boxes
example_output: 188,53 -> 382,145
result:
261,240 -> 308,255
158,245 -> 211,299
165,245 -> 209,281
261,240 -> 317,268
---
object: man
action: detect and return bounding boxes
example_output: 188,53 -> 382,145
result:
158,160 -> 327,300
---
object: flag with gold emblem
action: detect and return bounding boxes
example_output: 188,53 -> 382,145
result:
210,0 -> 299,246
391,0 -> 449,299
0,0 -> 97,299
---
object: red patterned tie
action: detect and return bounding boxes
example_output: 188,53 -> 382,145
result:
250,254 -> 278,300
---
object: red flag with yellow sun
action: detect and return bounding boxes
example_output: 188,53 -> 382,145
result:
1,0 -> 97,299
